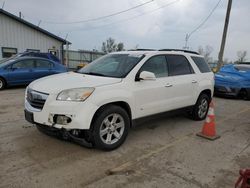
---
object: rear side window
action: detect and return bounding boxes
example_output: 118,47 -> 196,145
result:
12,60 -> 35,69
166,55 -> 193,76
36,60 -> 52,69
191,56 -> 211,73
140,55 -> 168,78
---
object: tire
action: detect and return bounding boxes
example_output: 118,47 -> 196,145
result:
239,89 -> 249,100
91,105 -> 130,151
0,77 -> 6,90
189,93 -> 210,121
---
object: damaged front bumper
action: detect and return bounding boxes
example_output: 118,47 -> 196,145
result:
25,109 -> 93,148
36,123 -> 93,148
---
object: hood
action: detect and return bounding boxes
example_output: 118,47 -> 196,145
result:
29,72 -> 122,94
215,72 -> 243,82
217,64 -> 250,81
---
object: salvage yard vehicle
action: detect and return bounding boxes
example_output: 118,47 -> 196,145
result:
24,49 -> 214,150
0,57 -> 67,90
215,64 -> 250,99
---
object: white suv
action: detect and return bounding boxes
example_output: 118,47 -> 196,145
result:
24,49 -> 214,150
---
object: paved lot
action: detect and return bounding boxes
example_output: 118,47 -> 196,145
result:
0,87 -> 250,188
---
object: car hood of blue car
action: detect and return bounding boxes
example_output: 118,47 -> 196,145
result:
215,64 -> 250,88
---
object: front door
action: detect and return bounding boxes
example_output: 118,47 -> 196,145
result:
8,59 -> 36,85
133,55 -> 174,118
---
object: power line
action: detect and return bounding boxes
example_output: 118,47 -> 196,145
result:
184,0 -> 222,49
58,0 -> 180,33
42,0 -> 154,24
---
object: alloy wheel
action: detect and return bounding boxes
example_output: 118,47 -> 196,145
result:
99,113 -> 125,145
198,98 -> 208,119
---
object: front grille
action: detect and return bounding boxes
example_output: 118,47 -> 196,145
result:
27,89 -> 49,110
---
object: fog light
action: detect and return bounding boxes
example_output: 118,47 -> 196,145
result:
55,115 -> 72,125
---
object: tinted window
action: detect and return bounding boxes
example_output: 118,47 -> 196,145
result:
166,55 -> 193,76
140,56 -> 168,78
12,60 -> 35,69
36,60 -> 52,68
191,56 -> 211,73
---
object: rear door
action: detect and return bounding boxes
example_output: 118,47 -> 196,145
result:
8,59 -> 36,84
34,59 -> 54,79
166,54 -> 199,109
133,55 -> 174,118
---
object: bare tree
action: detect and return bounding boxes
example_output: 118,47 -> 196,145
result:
198,45 -> 213,63
236,50 -> 247,63
117,43 -> 124,51
101,37 -> 124,53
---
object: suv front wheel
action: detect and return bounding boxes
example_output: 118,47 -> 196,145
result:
91,105 -> 130,150
190,93 -> 210,121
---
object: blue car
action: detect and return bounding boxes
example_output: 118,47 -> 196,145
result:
0,57 -> 67,90
1,52 -> 61,64
215,64 -> 250,99
19,52 -> 61,64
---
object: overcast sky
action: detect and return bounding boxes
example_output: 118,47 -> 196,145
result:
1,0 -> 250,61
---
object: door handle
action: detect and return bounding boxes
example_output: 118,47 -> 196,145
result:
192,80 -> 197,83
165,83 -> 173,87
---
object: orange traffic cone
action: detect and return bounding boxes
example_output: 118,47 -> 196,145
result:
196,100 -> 220,140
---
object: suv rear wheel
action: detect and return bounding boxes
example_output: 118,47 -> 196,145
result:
190,93 -> 210,121
91,105 -> 130,150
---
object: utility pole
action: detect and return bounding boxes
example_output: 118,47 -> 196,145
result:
217,0 -> 232,72
65,34 -> 69,68
184,34 -> 189,50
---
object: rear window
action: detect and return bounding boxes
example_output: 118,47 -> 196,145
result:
191,56 -> 211,73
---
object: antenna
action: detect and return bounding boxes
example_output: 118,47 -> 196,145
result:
38,20 -> 41,27
65,33 -> 68,40
183,34 -> 190,50
1,1 -> 5,9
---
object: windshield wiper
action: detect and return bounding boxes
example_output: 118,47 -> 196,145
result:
83,72 -> 107,77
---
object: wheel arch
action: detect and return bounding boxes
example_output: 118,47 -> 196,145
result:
0,76 -> 7,88
199,89 -> 212,102
90,101 -> 132,130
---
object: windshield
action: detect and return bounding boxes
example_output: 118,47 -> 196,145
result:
234,65 -> 250,72
78,54 -> 143,78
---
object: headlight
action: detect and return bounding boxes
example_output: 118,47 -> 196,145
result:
57,87 -> 95,101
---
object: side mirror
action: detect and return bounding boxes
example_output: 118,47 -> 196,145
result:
139,71 -> 156,81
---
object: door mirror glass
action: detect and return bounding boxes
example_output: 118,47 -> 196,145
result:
139,71 -> 156,80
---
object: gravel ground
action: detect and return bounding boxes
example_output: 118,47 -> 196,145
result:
0,87 -> 250,188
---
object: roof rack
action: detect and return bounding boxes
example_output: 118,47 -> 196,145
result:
128,49 -> 156,51
158,49 -> 199,55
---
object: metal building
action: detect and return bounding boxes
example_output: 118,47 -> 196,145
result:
0,9 -> 70,61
